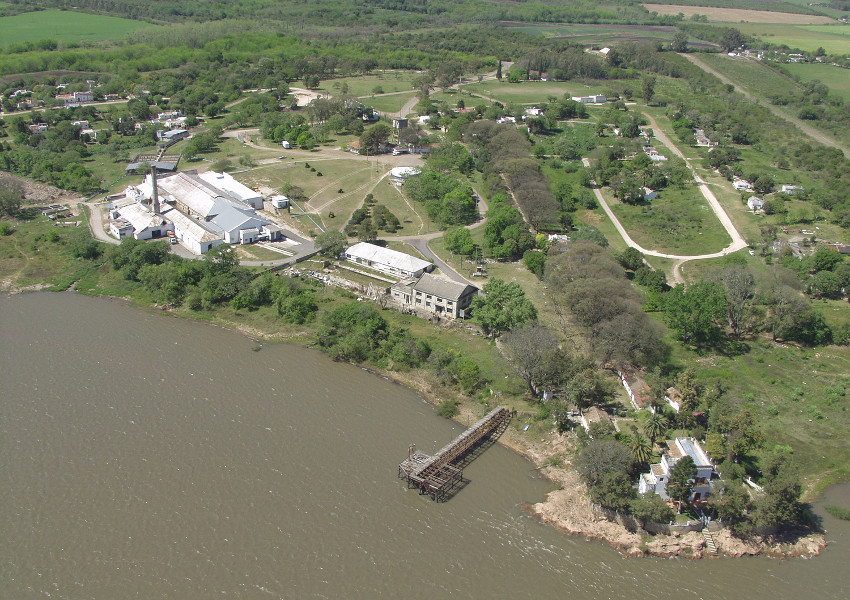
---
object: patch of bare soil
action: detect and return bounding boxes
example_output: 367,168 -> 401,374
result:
642,4 -> 835,24
1,173 -> 85,210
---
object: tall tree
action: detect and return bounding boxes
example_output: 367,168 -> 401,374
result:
644,412 -> 666,448
501,323 -> 558,397
721,265 -> 755,338
0,177 -> 24,217
631,492 -> 675,527
667,456 -> 696,513
470,278 -> 537,337
631,432 -> 652,465
663,281 -> 728,348
575,439 -> 633,487
642,75 -> 656,105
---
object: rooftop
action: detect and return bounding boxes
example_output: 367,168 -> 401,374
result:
413,273 -> 477,301
346,242 -> 432,274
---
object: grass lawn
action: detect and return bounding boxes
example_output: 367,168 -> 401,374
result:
460,80 -> 582,104
363,92 -> 418,114
369,178 -> 440,236
0,9 -> 156,45
607,185 -> 732,255
784,62 -> 850,103
321,72 -> 418,97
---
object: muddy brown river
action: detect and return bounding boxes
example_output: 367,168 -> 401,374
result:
1,292 -> 848,599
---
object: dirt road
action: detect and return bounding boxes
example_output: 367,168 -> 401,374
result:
682,53 -> 850,159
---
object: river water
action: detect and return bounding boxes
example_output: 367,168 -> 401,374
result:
1,292 -> 848,599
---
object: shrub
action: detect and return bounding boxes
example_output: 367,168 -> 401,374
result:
436,399 -> 460,418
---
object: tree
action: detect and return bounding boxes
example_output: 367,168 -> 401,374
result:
720,27 -> 746,52
315,230 -> 348,257
662,281 -> 728,348
644,412 -> 666,448
501,323 -> 558,396
708,480 -> 752,526
470,278 -> 537,337
671,31 -> 689,53
522,250 -> 546,278
618,247 -> 644,271
575,439 -> 633,487
721,265 -> 755,338
631,492 -> 675,526
359,123 -> 391,154
642,76 -> 656,105
667,456 -> 696,513
0,177 -> 24,217
591,471 -> 635,512
443,227 -> 475,256
753,452 -> 804,530
631,432 -> 652,465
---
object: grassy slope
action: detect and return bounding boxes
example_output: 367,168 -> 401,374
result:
0,10 -> 155,45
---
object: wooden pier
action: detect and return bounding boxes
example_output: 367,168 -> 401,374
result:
398,406 -> 512,502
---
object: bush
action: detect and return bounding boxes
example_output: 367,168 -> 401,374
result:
436,399 -> 460,419
824,504 -> 850,521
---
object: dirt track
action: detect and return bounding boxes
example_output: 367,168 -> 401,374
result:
682,53 -> 850,159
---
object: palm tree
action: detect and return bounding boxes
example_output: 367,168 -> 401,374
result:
644,412 -> 666,449
631,432 -> 652,465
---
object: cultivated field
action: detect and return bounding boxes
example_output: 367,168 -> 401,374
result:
734,23 -> 850,54
461,80 -> 590,104
642,4 -> 835,23
503,22 -> 686,45
0,9 -> 155,45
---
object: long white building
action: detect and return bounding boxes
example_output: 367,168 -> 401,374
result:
345,242 -> 433,279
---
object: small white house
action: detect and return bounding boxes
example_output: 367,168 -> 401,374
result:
733,178 -> 753,192
781,184 -> 803,195
747,196 -> 765,212
571,94 -> 606,104
239,227 -> 260,244
281,140 -> 291,149
270,195 -> 289,209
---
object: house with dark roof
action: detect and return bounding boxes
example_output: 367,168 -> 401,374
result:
391,272 -> 478,318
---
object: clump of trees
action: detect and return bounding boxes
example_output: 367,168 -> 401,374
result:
404,170 -> 478,228
545,240 -> 668,368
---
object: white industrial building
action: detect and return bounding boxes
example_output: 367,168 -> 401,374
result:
112,171 -> 281,254
108,201 -> 173,240
198,171 -> 264,210
345,242 -> 433,278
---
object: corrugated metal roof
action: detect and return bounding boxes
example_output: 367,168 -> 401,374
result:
198,171 -> 261,205
345,242 -> 431,274
161,207 -> 220,243
412,273 -> 476,301
117,203 -> 167,233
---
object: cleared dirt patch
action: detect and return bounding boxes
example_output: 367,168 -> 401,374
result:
642,4 -> 835,24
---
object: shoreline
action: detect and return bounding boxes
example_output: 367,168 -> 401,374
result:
1,287 -> 831,559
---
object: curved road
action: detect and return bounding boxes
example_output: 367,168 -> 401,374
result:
682,53 -> 850,159
581,115 -> 748,284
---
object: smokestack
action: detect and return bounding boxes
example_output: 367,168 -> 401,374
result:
151,165 -> 160,215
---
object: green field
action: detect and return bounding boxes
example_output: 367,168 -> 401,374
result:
321,72 -> 418,97
734,23 -> 850,55
461,80 -> 585,104
503,22 -> 683,45
0,9 -> 156,45
784,62 -> 850,102
609,185 -> 732,255
364,91 -> 417,114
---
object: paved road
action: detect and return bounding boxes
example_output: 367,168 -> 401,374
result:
682,53 -> 850,159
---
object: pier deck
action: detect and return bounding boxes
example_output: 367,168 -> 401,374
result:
398,406 -> 511,501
